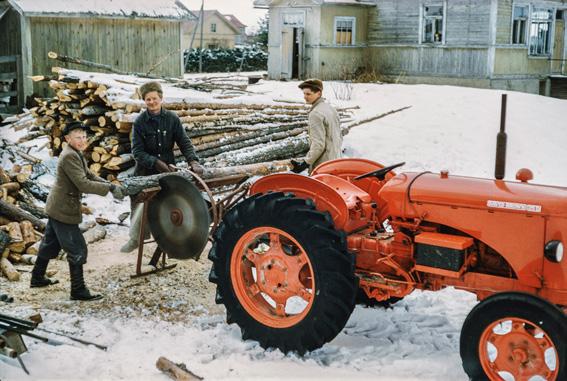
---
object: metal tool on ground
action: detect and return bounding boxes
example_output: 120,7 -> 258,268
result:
0,312 -> 43,374
0,312 -> 108,374
28,313 -> 107,351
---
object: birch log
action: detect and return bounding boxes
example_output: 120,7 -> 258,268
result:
155,357 -> 203,381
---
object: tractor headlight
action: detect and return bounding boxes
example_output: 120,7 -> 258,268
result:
544,240 -> 564,263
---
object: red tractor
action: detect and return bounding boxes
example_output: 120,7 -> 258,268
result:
208,157 -> 567,381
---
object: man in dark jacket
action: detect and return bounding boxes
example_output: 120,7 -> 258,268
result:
120,81 -> 204,252
30,122 -> 126,301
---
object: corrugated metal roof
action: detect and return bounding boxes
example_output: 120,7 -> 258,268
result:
8,0 -> 196,19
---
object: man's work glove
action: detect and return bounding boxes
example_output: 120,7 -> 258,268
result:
290,159 -> 309,174
109,184 -> 127,200
154,159 -> 172,173
190,161 -> 205,176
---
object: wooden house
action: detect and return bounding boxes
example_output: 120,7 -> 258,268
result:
183,10 -> 243,50
255,0 -> 567,97
0,0 -> 195,110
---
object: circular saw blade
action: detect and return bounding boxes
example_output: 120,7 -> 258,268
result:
148,174 -> 210,260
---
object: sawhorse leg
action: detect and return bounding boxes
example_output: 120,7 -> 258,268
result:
131,191 -> 177,278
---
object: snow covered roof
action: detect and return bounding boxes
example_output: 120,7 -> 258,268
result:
254,0 -> 375,8
224,14 -> 247,30
7,0 -> 196,20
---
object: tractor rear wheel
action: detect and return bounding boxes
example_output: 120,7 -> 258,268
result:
460,292 -> 567,381
208,192 -> 357,354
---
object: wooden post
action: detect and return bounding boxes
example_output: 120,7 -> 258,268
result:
16,54 -> 24,110
19,13 -> 33,105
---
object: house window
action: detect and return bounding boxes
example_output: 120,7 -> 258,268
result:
422,4 -> 444,43
512,5 -> 528,44
208,44 -> 218,49
283,12 -> 305,27
211,23 -> 217,33
334,17 -> 356,45
529,8 -> 553,56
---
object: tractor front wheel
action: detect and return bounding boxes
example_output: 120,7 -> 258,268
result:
460,292 -> 567,381
209,192 -> 357,354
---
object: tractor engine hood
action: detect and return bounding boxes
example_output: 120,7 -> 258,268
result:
379,172 -> 567,217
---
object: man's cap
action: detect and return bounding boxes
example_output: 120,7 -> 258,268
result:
298,78 -> 323,92
63,121 -> 87,136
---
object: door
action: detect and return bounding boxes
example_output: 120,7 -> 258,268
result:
281,27 -> 294,80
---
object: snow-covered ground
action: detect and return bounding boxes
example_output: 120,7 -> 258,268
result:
1,78 -> 566,380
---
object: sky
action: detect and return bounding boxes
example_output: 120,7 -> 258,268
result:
181,0 -> 268,33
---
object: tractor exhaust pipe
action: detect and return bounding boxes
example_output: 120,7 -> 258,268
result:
494,94 -> 507,180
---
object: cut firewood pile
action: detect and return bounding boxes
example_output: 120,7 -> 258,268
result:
0,164 -> 48,282
18,66 -> 360,184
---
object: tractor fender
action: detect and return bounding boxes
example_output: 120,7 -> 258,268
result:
312,157 -> 385,177
313,158 -> 398,209
250,173 -> 350,230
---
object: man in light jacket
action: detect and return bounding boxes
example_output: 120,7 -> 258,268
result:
30,122 -> 125,301
291,79 -> 342,173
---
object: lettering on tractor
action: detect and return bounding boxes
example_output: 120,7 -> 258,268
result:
207,158 -> 567,381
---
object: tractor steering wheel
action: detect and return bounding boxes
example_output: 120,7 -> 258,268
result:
354,162 -> 405,181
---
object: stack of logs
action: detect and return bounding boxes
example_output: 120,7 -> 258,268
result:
28,67 -> 354,183
0,165 -> 48,282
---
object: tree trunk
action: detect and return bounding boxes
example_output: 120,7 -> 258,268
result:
343,106 -> 412,134
0,199 -> 46,231
121,160 -> 292,196
0,230 -> 10,254
208,135 -> 309,167
83,225 -> 106,244
195,122 -> 306,153
0,256 -> 20,281
155,356 -> 203,381
21,180 -> 49,202
1,182 -> 21,193
199,127 -> 305,158
20,221 -> 37,249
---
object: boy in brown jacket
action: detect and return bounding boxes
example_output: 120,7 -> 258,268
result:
30,122 -> 126,301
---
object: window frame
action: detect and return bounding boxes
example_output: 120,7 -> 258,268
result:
510,3 -> 530,45
528,6 -> 555,57
333,16 -> 357,46
282,11 -> 306,28
210,23 -> 217,33
420,2 -> 446,45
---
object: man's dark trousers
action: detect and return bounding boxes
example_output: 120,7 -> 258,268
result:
37,218 -> 87,265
